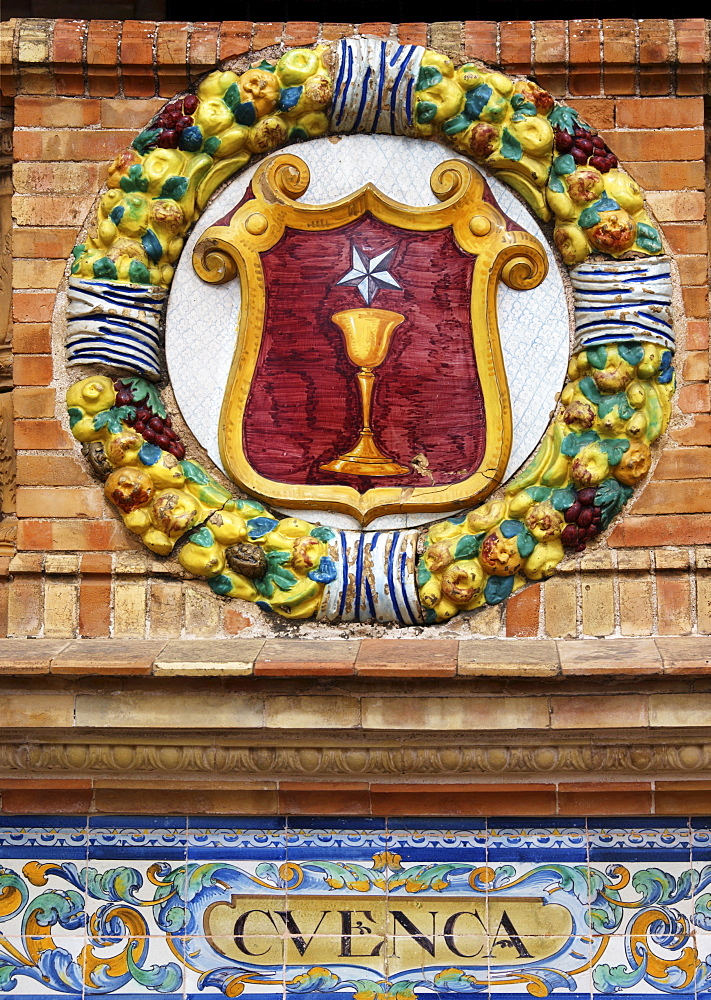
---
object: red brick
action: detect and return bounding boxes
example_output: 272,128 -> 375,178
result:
12,292 -> 55,324
16,487 -> 103,519
626,161 -> 705,193
13,356 -> 53,387
397,24 -> 428,47
13,194 -> 96,228
219,21 -> 252,60
252,22 -> 283,49
156,22 -> 189,97
79,575 -> 112,637
634,479 -> 711,515
505,583 -> 541,637
189,22 -> 220,77
558,787 -> 653,815
566,98 -> 614,129
11,324 -> 51,354
120,21 -> 157,97
101,97 -> 165,129
678,383 -> 710,412
14,96 -> 100,127
52,20 -> 85,96
11,258 -> 65,288
1,789 -> 93,814
608,514 -> 711,547
355,639 -> 457,675
14,420 -> 74,450
321,24 -> 354,42
464,21 -> 497,63
87,20 -> 121,97
14,162 -> 107,196
677,257 -> 708,286
500,21 -> 531,75
18,519 -> 139,552
284,22 -> 319,46
683,352 -> 710,382
657,572 -> 692,636
534,20 -> 567,96
255,639 -> 357,675
600,128 -> 705,162
646,190 -> 705,222
370,789 -> 557,816
602,19 -> 636,94
671,414 -> 711,446
357,24 -> 391,39
51,637 -> 165,673
655,448 -> 711,481
639,19 -> 671,95
616,96 -> 704,128
12,227 -> 77,259
17,454 -> 93,487
675,19 -> 709,95
13,386 -> 55,419
278,788 -> 371,815
569,19 -> 602,96
14,129 -> 137,162
682,286 -> 709,319
686,320 -> 709,351
663,222 -> 708,255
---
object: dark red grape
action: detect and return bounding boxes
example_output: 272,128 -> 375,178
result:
561,524 -> 579,546
592,135 -> 605,149
578,506 -> 594,529
157,130 -> 179,148
576,137 -> 593,156
555,130 -> 574,152
156,434 -> 171,450
565,502 -> 582,523
607,154 -> 618,168
183,94 -> 198,113
134,421 -> 145,434
148,417 -> 163,432
176,115 -> 192,131
115,391 -> 131,406
578,488 -> 597,506
164,416 -> 172,427
136,409 -> 150,421
589,155 -> 608,172
571,147 -> 589,165
143,428 -> 157,444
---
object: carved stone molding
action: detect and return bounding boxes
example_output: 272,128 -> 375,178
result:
1,737 -> 710,780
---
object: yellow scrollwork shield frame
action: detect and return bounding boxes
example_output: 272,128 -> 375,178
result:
193,153 -> 548,525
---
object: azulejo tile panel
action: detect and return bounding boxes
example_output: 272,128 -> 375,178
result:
0,818 -> 709,997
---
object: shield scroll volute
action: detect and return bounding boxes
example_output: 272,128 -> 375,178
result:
193,153 -> 548,526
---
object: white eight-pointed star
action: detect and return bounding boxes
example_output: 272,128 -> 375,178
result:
336,244 -> 402,305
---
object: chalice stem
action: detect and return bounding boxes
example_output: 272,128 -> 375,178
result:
357,369 -> 375,435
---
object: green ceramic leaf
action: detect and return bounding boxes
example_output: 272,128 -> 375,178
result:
67,407 -> 83,429
128,260 -> 152,285
416,562 -> 431,586
561,430 -> 600,457
553,154 -> 575,176
132,128 -> 161,154
416,65 -> 443,91
92,257 -> 118,280
635,222 -> 662,253
464,84 -> 492,120
618,342 -> 645,366
517,530 -> 537,558
551,486 -> 577,511
484,573 -> 514,605
548,173 -> 565,194
500,127 -> 523,161
203,136 -> 221,156
209,574 -> 235,595
442,114 -> 470,135
310,526 -> 335,542
123,377 -> 166,418
158,175 -> 189,201
190,526 -> 215,548
526,486 -> 551,502
141,230 -> 162,263
93,406 -> 136,435
586,345 -> 608,370
179,460 -> 211,485
580,376 -> 603,404
578,205 -> 601,229
272,567 -> 298,591
416,100 -> 437,124
598,438 -> 630,466
548,105 -> 582,132
500,519 -> 525,538
223,82 -> 240,110
454,533 -> 484,560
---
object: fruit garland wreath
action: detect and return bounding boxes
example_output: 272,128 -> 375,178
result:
64,39 -> 675,624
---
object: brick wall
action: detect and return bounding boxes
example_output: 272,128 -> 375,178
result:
0,19 -> 709,640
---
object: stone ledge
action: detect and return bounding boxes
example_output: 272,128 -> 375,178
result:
0,636 -> 708,677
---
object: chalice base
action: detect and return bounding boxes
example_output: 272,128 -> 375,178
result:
320,431 -> 409,477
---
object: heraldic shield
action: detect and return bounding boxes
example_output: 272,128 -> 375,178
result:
193,153 -> 548,525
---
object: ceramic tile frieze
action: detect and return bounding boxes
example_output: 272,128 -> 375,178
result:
61,37 -> 678,626
1,817 -> 709,996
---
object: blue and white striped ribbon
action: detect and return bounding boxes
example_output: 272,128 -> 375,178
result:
571,258 -> 674,352
330,37 -> 424,137
66,277 -> 166,380
318,527 -> 423,624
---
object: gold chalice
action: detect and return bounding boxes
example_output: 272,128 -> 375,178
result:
321,308 -> 409,477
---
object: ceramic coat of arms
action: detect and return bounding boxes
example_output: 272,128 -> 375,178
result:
64,38 -> 676,625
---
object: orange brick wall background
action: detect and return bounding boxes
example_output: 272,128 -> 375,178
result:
0,18 -> 709,642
